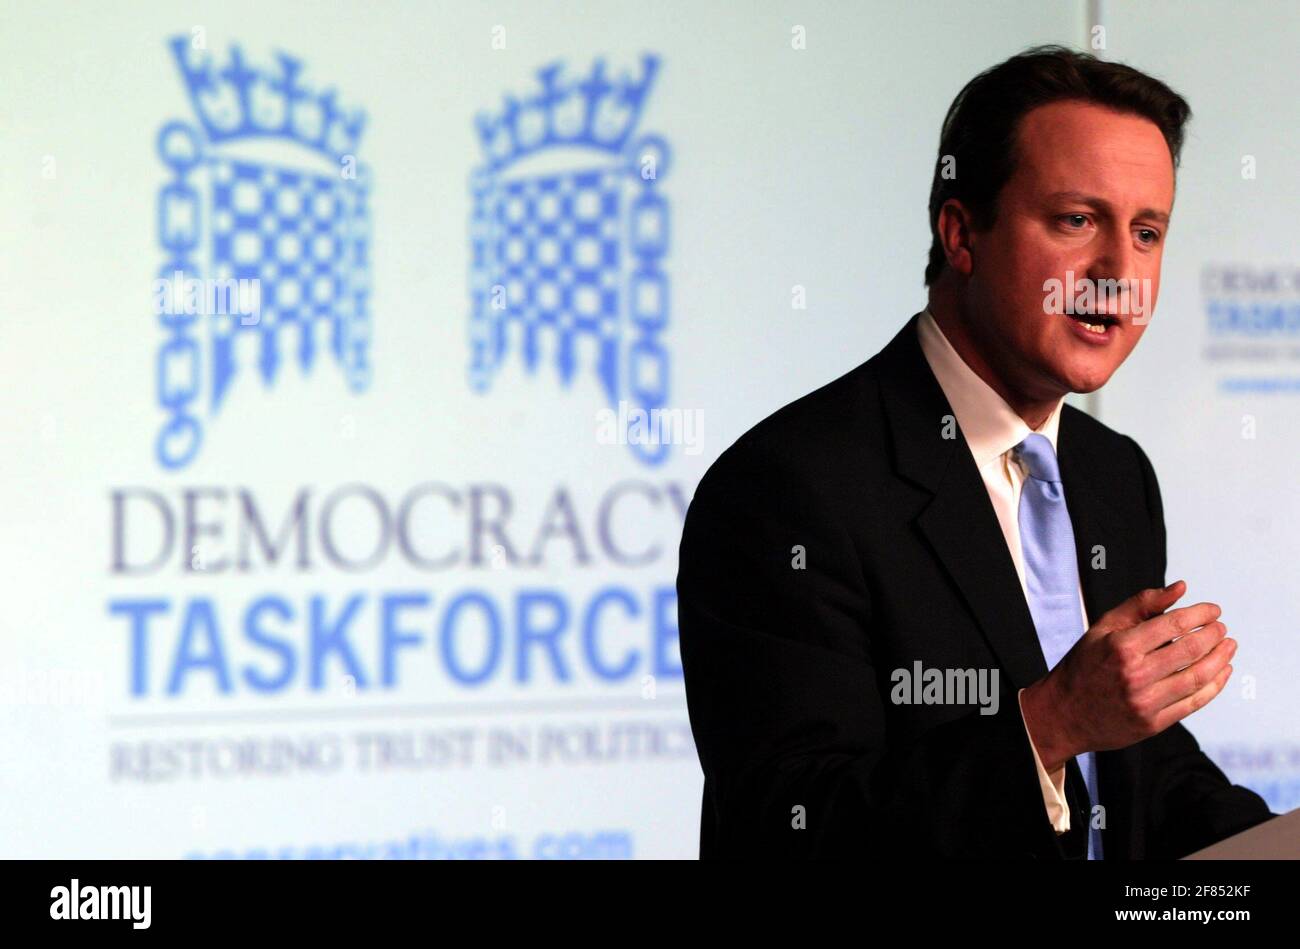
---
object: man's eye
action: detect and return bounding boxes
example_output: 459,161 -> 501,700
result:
1136,228 -> 1161,245
1061,214 -> 1090,228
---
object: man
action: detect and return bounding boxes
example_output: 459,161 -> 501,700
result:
676,45 -> 1276,859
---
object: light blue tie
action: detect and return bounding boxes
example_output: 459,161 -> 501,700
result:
1015,433 -> 1103,860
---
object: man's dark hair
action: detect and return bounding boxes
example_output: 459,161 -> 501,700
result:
924,44 -> 1192,287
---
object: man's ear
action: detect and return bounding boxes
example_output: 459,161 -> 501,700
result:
938,198 -> 976,278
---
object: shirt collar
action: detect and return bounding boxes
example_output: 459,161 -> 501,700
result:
915,306 -> 1065,469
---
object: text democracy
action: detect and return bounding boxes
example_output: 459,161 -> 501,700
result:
111,480 -> 691,574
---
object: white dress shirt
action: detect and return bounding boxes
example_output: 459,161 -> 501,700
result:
915,307 -> 1089,835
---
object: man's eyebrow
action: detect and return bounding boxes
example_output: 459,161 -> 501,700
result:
1045,190 -> 1171,225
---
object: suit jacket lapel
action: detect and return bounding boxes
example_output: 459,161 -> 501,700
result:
876,314 -> 1049,691
1057,411 -> 1132,626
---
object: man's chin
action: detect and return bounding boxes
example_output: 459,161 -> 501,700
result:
1069,377 -> 1106,395
1061,364 -> 1117,395
1039,355 -> 1121,396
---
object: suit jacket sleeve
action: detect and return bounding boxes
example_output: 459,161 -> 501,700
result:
1127,436 -> 1277,859
677,433 -> 1064,858
1019,688 -> 1072,833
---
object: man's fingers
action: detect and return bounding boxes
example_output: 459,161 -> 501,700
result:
1126,606 -> 1225,667
1141,635 -> 1237,709
1089,580 -> 1185,637
1150,662 -> 1233,734
1123,598 -> 1222,657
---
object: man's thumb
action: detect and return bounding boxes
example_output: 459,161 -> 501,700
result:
1089,580 -> 1184,635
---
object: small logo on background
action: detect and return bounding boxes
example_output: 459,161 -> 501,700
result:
1202,264 -> 1300,395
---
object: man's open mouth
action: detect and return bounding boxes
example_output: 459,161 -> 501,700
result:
1066,311 -> 1119,334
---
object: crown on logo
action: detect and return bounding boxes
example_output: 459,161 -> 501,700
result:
169,36 -> 365,162
474,55 -> 659,172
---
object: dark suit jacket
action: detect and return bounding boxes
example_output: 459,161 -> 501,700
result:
676,312 -> 1275,859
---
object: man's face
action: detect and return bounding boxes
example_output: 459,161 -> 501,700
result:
960,100 -> 1175,398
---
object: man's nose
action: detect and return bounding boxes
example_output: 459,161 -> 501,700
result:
1084,227 -> 1140,308
1088,224 -> 1140,276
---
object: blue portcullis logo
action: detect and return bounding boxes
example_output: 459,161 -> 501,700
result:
468,56 -> 671,466
155,36 -> 373,469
